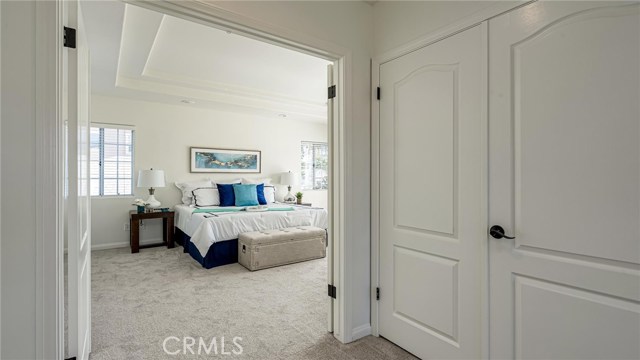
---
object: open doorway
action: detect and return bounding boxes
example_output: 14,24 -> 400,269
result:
64,1 -> 342,359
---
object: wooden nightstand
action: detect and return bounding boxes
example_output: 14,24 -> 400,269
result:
129,210 -> 175,253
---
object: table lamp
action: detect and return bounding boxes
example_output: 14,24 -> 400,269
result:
137,168 -> 165,209
280,171 -> 298,203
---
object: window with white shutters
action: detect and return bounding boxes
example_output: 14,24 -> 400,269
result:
90,124 -> 135,197
300,141 -> 328,190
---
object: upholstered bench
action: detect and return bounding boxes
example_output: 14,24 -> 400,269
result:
238,226 -> 326,271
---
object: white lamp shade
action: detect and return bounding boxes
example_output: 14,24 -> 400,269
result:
280,171 -> 298,186
137,169 -> 166,188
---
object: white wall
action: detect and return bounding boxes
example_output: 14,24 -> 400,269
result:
1,1 -> 37,358
373,1 -> 502,55
91,95 -> 327,248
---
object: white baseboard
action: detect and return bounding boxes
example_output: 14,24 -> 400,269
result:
351,323 -> 372,341
91,242 -> 128,251
91,238 -> 164,251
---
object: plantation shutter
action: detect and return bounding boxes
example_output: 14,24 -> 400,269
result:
90,124 -> 135,196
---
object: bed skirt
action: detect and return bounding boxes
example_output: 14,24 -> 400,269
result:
175,227 -> 238,269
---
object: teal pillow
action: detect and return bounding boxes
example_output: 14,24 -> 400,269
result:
233,184 -> 259,206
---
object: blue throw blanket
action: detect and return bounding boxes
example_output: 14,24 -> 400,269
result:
192,206 -> 295,213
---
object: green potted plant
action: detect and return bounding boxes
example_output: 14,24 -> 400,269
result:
295,192 -> 303,205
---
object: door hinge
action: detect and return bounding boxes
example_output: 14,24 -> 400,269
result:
328,284 -> 336,299
376,287 -> 380,301
376,87 -> 380,100
64,27 -> 76,49
328,85 -> 336,99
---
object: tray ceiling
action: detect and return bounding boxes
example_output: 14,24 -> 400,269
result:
83,2 -> 330,123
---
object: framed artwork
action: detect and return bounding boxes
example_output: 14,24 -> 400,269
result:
190,147 -> 261,173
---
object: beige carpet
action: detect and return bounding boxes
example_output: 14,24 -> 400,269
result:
90,247 -> 416,360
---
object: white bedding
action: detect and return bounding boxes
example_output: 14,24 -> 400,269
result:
174,204 -> 328,257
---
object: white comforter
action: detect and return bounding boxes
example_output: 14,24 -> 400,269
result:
174,204 -> 328,257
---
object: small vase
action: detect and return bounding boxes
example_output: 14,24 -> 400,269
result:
137,205 -> 145,214
296,198 -> 302,205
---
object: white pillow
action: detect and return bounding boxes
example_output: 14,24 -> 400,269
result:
175,180 -> 213,205
242,177 -> 272,185
210,178 -> 242,185
263,185 -> 276,203
192,187 -> 220,207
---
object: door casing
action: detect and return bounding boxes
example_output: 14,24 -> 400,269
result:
122,1 -> 348,340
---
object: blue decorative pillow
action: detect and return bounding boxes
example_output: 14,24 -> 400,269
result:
217,183 -> 239,207
233,184 -> 259,206
256,183 -> 267,205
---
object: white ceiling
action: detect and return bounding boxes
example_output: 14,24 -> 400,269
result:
82,2 -> 331,123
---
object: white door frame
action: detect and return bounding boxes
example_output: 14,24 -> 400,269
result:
35,0 -> 350,357
370,1 -> 534,356
34,0 -> 66,359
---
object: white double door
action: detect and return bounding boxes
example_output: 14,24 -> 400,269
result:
378,2 -> 640,359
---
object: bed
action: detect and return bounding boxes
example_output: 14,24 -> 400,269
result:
174,203 -> 328,268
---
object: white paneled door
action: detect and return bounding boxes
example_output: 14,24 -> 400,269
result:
378,24 -> 486,359
66,0 -> 92,359
489,2 -> 640,359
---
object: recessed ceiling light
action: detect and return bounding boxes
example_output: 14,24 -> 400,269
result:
181,99 -> 196,104
278,113 -> 287,118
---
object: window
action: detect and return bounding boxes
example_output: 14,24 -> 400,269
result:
90,124 -> 135,196
301,141 -> 328,190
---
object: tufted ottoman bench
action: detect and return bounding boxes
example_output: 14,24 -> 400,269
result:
238,226 -> 326,271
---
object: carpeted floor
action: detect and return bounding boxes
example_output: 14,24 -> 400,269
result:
90,247 -> 416,360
